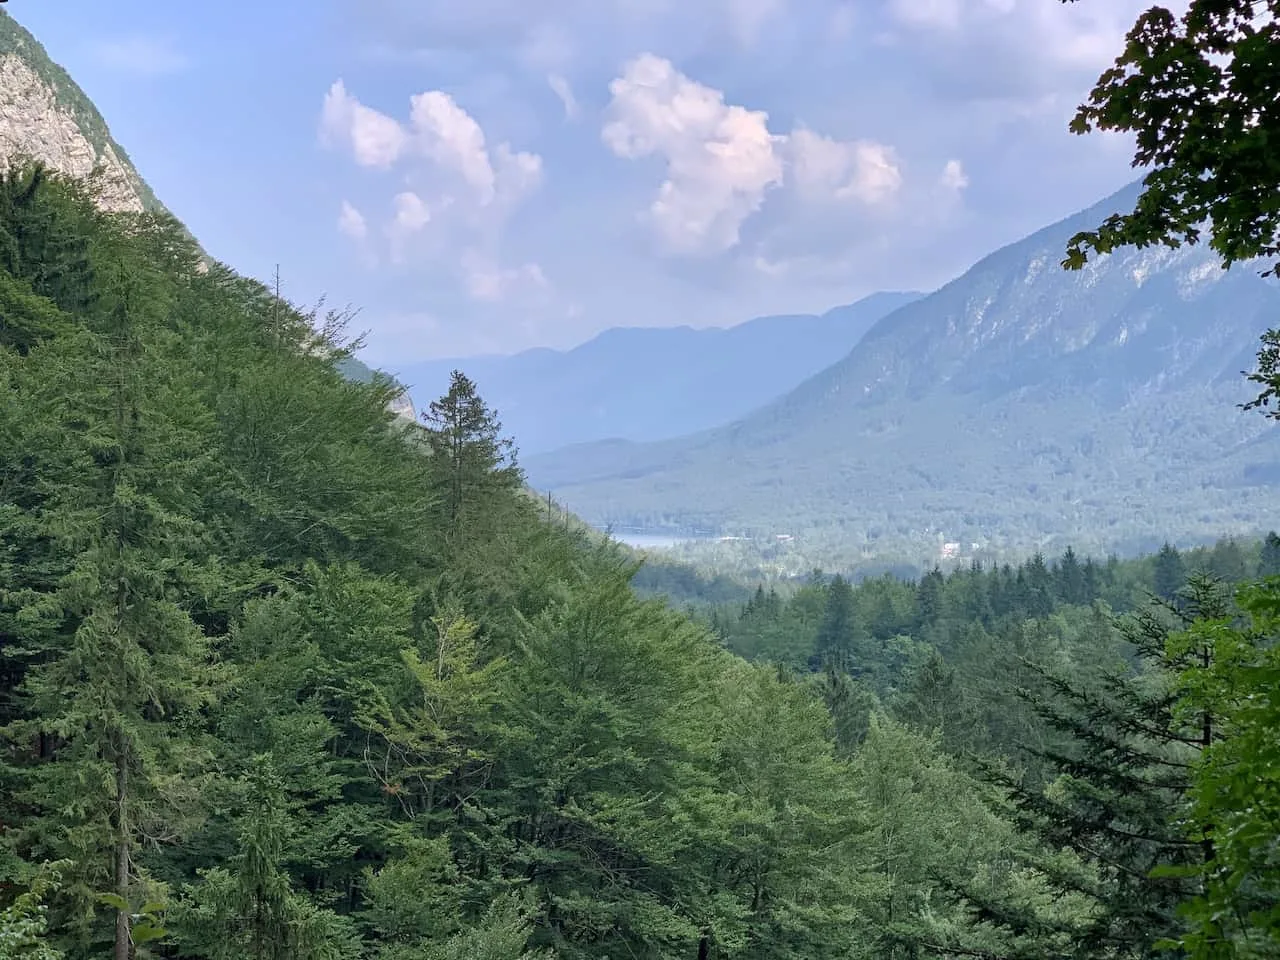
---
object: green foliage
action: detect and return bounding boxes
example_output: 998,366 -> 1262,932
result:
0,164 -> 918,960
5,159 -> 1279,960
422,370 -> 522,544
0,862 -> 69,960
1062,1 -> 1280,279
1063,0 -> 1280,419
1163,580 -> 1280,959
421,894 -> 546,960
169,756 -> 356,960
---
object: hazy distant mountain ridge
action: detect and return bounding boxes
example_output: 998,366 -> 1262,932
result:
394,291 -> 921,455
526,183 -> 1280,560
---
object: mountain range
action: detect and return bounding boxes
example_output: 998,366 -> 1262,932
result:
393,291 -> 921,455
524,182 -> 1280,563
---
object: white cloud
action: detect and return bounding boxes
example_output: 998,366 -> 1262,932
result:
603,53 -> 785,255
93,35 -> 189,76
603,55 -> 904,255
321,80 -> 407,168
547,73 -> 580,120
493,144 -> 544,202
787,129 -> 901,205
940,158 -> 969,191
322,81 -> 542,206
320,80 -> 544,301
408,91 -> 500,202
337,200 -> 368,240
391,191 -> 431,233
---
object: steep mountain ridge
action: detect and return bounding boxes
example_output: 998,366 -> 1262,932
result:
395,291 -> 921,455
0,10 -> 161,214
526,183 -> 1280,560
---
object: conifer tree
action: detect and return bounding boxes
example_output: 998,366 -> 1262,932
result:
961,575 -> 1232,959
1154,543 -> 1187,602
421,371 -> 521,545
3,228 -> 217,958
813,575 -> 863,671
1057,547 -> 1085,605
170,757 -> 354,960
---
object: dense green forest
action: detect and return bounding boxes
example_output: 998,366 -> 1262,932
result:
2,167 -> 1279,960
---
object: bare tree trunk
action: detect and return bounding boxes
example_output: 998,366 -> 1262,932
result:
114,748 -> 131,960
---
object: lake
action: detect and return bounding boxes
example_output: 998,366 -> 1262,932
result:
606,532 -> 713,550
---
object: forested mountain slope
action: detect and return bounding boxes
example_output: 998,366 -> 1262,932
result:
3,11 -> 1279,960
396,292 -> 920,455
6,161 -> 1211,960
527,182 -> 1280,561
3,116 -> 1278,960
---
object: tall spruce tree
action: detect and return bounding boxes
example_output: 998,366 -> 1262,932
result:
958,574 -> 1232,960
421,371 -> 521,546
813,575 -> 863,672
170,756 -> 354,960
4,231 -> 217,958
1155,543 -> 1188,602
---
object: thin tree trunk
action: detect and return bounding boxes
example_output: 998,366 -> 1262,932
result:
114,746 -> 131,960
1201,643 -> 1215,866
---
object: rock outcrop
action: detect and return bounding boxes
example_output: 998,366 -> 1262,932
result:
0,11 -> 158,214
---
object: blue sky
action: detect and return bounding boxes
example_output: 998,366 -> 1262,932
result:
12,0 -> 1171,370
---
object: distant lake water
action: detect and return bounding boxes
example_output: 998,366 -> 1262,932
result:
606,532 -> 713,550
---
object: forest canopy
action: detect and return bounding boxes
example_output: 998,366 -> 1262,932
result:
1,165 -> 1279,960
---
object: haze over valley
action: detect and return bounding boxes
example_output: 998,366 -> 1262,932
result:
520,183 -> 1280,568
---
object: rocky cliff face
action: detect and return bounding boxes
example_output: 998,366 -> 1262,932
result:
0,10 -> 158,214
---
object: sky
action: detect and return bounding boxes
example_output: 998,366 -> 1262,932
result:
12,0 -> 1173,371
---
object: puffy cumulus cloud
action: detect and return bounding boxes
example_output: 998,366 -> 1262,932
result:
321,80 -> 407,169
322,81 -> 541,206
409,91 -> 500,201
603,55 -> 902,255
337,200 -> 369,240
787,129 -> 901,205
321,80 -> 546,301
391,191 -> 431,233
603,54 -> 784,255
